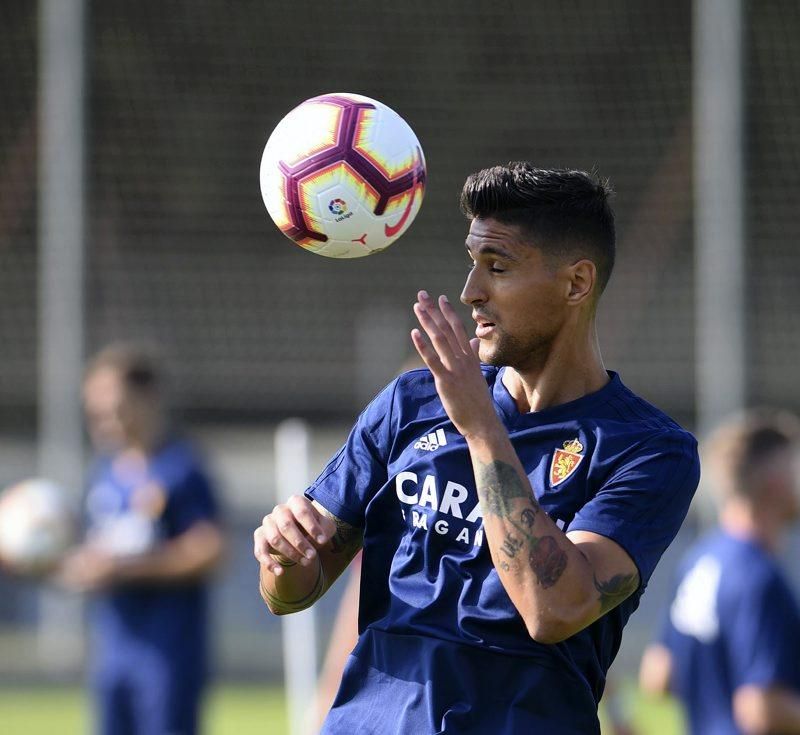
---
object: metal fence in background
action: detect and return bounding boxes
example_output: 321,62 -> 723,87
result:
2,0 -> 800,688
7,1 -> 799,425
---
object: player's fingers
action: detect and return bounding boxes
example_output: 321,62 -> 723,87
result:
253,525 -> 286,575
469,337 -> 481,358
259,512 -> 314,568
411,328 -> 443,372
414,301 -> 456,365
287,495 -> 333,545
417,291 -> 462,355
272,506 -> 320,565
438,294 -> 472,352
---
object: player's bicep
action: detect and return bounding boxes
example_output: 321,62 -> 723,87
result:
567,529 -> 640,617
312,500 -> 364,591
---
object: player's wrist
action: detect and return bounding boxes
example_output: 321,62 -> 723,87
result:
461,418 -> 506,447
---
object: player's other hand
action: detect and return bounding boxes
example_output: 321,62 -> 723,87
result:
56,545 -> 117,592
254,495 -> 336,576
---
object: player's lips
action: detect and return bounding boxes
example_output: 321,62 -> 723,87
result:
473,313 -> 496,338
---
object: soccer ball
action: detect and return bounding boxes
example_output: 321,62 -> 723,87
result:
260,92 -> 426,258
0,478 -> 75,575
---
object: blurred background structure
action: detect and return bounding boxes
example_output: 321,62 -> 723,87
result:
1,0 -> 800,731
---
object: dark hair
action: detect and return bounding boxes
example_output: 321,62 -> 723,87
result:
706,408 -> 800,500
85,342 -> 162,397
460,162 -> 616,293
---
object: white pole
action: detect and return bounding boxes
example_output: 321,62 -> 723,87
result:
37,0 -> 87,673
694,0 -> 746,439
275,419 -> 318,735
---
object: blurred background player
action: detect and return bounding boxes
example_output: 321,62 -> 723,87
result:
59,343 -> 225,735
639,409 -> 800,734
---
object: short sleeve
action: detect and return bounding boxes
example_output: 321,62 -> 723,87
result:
305,379 -> 397,528
166,459 -> 220,536
567,431 -> 700,586
726,572 -> 800,689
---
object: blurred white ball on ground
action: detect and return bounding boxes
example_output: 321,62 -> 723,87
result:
0,478 -> 75,575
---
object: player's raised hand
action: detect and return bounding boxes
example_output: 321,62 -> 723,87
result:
411,290 -> 500,440
254,495 -> 336,576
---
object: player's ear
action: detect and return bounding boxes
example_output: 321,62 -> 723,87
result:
565,259 -> 596,306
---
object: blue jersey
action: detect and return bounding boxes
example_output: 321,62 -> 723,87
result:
307,367 -> 699,734
660,530 -> 800,735
84,436 -> 220,687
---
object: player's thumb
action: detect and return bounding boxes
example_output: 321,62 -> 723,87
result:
469,338 -> 481,359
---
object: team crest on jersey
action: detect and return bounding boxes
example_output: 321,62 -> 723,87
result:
549,438 -> 585,487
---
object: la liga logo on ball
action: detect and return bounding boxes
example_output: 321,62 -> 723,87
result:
260,92 -> 426,258
328,198 -> 352,222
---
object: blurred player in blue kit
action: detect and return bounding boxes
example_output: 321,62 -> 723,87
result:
254,163 -> 700,734
60,343 -> 225,735
640,410 -> 800,734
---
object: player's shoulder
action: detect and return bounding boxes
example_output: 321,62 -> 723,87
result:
603,375 -> 697,450
394,365 -> 435,393
590,376 -> 700,491
157,435 -> 201,462
397,363 -> 499,383
394,364 -> 500,399
153,435 -> 210,482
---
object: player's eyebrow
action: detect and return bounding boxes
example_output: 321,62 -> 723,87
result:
464,241 -> 520,261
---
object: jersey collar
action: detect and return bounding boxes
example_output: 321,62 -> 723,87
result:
491,367 -> 622,425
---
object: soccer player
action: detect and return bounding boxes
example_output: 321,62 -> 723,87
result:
254,163 -> 700,734
59,343 -> 225,735
639,409 -> 800,735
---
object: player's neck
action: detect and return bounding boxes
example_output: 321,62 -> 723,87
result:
501,326 -> 608,414
124,419 -> 167,457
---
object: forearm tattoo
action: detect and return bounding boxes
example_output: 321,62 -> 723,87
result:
476,459 -> 567,589
500,533 -> 524,559
260,562 -> 326,614
318,507 -> 363,559
593,571 -> 639,614
477,460 -> 534,518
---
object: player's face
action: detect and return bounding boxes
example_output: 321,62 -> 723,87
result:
460,217 -> 570,371
83,367 -> 130,452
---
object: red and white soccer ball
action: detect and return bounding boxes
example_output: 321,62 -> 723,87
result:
0,478 -> 75,575
260,92 -> 426,258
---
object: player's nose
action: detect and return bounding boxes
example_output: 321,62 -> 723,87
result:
460,267 -> 487,306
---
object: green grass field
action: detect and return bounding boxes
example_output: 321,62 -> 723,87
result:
0,685 -> 287,735
0,681 -> 681,734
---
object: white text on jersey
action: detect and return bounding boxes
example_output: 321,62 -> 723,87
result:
395,471 -> 485,547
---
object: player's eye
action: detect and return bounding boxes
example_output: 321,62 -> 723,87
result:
489,262 -> 505,273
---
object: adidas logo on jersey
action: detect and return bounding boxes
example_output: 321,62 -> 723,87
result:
414,429 -> 448,452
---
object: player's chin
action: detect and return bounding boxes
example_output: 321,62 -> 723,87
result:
477,341 -> 501,366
